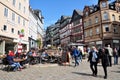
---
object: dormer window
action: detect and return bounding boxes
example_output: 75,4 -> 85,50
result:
94,7 -> 97,11
85,11 -> 88,16
102,2 -> 107,8
111,5 -> 114,9
90,9 -> 93,13
95,17 -> 98,23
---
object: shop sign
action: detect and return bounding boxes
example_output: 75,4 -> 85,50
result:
89,42 -> 95,45
96,41 -> 102,44
113,40 -> 119,43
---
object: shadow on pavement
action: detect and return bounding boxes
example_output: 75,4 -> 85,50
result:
72,72 -> 103,78
72,72 -> 92,76
111,70 -> 120,73
97,64 -> 102,67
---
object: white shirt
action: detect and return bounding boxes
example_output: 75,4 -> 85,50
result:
92,51 -> 98,62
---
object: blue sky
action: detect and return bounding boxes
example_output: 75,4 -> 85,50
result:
29,0 -> 114,29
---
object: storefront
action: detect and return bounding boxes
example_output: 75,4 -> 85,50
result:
86,39 -> 120,50
0,36 -> 13,55
13,38 -> 29,52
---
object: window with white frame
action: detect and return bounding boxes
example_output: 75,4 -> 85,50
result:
11,28 -> 14,33
12,0 -> 16,6
19,2 -> 21,10
23,19 -> 25,26
18,16 -> 20,24
90,9 -> 93,13
80,19 -> 82,23
104,24 -> 109,32
89,19 -> 92,25
3,25 -> 7,31
96,27 -> 100,34
101,2 -> 107,8
110,5 -> 114,9
113,25 -> 118,33
95,17 -> 98,23
73,20 -> 80,26
75,36 -> 82,41
112,14 -> 115,21
4,8 -> 8,17
89,29 -> 92,36
103,12 -> 108,20
84,21 -> 86,27
84,31 -> 87,37
85,11 -> 88,16
18,30 -> 20,35
12,13 -> 15,21
94,7 -> 97,11
23,6 -> 26,13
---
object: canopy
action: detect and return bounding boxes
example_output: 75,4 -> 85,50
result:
67,43 -> 85,46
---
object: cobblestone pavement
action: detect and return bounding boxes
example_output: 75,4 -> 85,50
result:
0,58 -> 120,80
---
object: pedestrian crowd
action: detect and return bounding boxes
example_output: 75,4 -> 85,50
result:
70,44 -> 119,79
0,44 -> 119,79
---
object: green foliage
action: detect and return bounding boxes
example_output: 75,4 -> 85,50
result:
36,39 -> 41,47
21,29 -> 24,33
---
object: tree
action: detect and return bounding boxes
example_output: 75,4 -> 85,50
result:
36,39 -> 42,49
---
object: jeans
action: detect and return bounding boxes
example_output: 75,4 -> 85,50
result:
114,56 -> 118,65
74,56 -> 79,66
79,55 -> 82,62
11,62 -> 21,71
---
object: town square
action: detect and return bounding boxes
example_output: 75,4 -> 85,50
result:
0,0 -> 120,80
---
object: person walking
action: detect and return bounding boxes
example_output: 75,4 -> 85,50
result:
113,47 -> 119,65
100,48 -> 109,79
107,45 -> 113,67
72,46 -> 79,67
88,46 -> 99,77
78,49 -> 83,62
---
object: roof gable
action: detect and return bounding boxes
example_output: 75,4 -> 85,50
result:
71,9 -> 82,22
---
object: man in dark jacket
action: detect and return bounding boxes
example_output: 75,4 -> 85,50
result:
100,47 -> 109,79
88,46 -> 99,77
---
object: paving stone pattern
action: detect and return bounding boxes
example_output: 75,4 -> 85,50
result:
0,58 -> 120,80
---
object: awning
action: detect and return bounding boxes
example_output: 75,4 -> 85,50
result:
67,43 -> 85,46
13,39 -> 29,44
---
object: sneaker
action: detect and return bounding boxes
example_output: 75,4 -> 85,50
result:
17,68 -> 22,71
94,74 -> 97,77
91,73 -> 95,76
13,69 -> 17,72
104,76 -> 107,79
